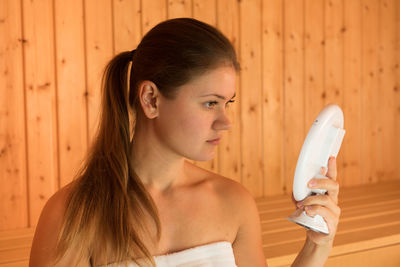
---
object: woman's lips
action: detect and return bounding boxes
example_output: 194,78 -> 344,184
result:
206,137 -> 221,145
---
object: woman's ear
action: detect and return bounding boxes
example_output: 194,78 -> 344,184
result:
137,80 -> 160,119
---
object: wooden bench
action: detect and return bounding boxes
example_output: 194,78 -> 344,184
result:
1,180 -> 400,266
0,228 -> 33,266
258,180 -> 400,267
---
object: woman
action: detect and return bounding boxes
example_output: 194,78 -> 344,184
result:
29,18 -> 340,267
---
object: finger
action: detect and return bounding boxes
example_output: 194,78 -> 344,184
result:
326,156 -> 337,180
308,178 -> 340,203
299,194 -> 341,215
304,205 -> 341,235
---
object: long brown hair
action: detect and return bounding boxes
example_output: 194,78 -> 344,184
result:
55,18 -> 240,266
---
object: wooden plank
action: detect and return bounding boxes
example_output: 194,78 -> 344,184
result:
0,0 -> 28,230
193,0 -> 216,24
342,0 -> 362,187
239,0 -> 263,197
283,0 -> 305,195
142,0 -> 167,34
0,228 -> 34,240
262,0 -> 284,196
264,223 -> 400,263
396,0 -> 400,172
379,0 -> 397,183
326,243 -> 400,267
304,0 -> 325,159
22,0 -> 59,228
54,0 -> 88,187
0,228 -> 33,265
336,180 -> 400,197
324,0 -> 344,104
167,0 -> 192,19
361,0 -> 380,184
0,261 -> 28,267
0,247 -> 30,265
267,242 -> 400,267
0,236 -> 32,251
216,0 -> 241,183
113,0 -> 142,53
84,0 -> 114,145
192,0 -> 219,174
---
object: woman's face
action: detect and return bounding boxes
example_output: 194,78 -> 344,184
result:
154,66 -> 236,161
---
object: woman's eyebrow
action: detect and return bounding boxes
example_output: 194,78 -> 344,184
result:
199,93 -> 236,100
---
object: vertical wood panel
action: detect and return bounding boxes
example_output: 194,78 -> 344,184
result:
0,0 -> 28,230
283,0 -> 305,194
239,0 -> 263,197
304,0 -> 324,175
343,0 -> 362,186
325,0 -> 344,103
167,0 -> 192,19
396,0 -> 400,174
54,0 -> 87,187
142,0 -> 167,35
85,0 -> 114,147
379,0 -> 397,182
193,0 -> 215,23
113,0 -> 142,54
262,0 -> 284,196
22,0 -> 58,227
361,0 -> 380,184
216,0 -> 241,183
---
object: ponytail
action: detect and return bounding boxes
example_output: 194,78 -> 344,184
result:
55,51 -> 160,267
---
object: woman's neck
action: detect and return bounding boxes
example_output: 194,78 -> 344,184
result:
130,124 -> 188,193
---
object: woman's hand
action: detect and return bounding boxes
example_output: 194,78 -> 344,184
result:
294,156 -> 341,247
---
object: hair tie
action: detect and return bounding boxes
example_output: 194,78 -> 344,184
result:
130,49 -> 136,61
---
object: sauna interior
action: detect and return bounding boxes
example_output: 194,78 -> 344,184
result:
1,0 -> 399,266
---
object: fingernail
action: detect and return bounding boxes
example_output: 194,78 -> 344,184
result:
297,201 -> 303,208
308,179 -> 316,187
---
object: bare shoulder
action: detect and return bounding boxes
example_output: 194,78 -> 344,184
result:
213,174 -> 267,266
29,180 -> 84,267
189,164 -> 267,266
35,180 -> 76,230
211,173 -> 255,209
187,162 -> 257,220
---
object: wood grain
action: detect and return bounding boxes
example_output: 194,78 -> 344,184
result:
0,0 -> 399,230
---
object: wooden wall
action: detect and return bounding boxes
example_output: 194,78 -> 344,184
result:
1,0 -> 399,231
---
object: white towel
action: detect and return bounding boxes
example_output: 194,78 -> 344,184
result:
112,241 -> 237,267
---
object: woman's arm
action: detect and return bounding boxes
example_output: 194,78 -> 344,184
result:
232,187 -> 268,267
291,156 -> 341,266
29,184 -> 90,267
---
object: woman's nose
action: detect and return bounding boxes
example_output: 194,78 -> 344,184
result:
213,111 -> 232,131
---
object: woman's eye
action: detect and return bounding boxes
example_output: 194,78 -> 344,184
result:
205,101 -> 218,108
